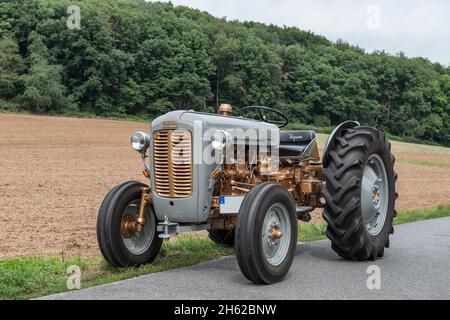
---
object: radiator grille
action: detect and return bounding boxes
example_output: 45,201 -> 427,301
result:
153,129 -> 192,198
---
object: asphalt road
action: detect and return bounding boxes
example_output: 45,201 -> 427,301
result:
41,217 -> 450,300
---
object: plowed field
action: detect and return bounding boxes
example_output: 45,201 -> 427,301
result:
1,114 -> 449,258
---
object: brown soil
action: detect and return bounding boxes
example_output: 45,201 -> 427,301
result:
1,114 -> 450,258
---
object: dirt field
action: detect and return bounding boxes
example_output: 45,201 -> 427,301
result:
1,114 -> 449,259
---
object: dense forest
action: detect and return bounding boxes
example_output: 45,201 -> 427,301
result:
0,0 -> 449,145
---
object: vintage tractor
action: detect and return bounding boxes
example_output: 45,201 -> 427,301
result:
97,104 -> 397,284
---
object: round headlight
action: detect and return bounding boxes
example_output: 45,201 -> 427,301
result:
211,130 -> 231,150
131,132 -> 150,152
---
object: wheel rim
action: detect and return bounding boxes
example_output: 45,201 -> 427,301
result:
361,154 -> 389,236
262,203 -> 291,266
121,199 -> 155,255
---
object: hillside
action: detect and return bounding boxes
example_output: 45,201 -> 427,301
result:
0,0 -> 449,145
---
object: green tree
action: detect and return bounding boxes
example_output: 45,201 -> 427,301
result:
0,0 -> 448,145
21,31 -> 67,112
210,28 -> 240,110
0,37 -> 24,100
236,34 -> 282,107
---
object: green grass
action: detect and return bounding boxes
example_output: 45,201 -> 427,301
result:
0,109 -> 154,123
297,203 -> 450,243
1,204 -> 450,300
393,204 -> 450,224
0,236 -> 233,300
286,122 -> 333,134
3,109 -> 449,148
62,110 -> 154,123
385,132 -> 445,147
397,159 -> 450,169
298,222 -> 327,242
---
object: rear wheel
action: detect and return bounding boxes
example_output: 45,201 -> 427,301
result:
208,229 -> 235,247
235,183 -> 297,284
97,181 -> 163,267
322,126 -> 397,260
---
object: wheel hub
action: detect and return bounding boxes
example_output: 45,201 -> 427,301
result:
121,216 -> 138,239
262,203 -> 291,266
266,218 -> 282,246
361,154 -> 389,236
267,222 -> 283,248
372,183 -> 381,206
270,227 -> 283,241
120,200 -> 156,255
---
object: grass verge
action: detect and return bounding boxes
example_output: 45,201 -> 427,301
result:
298,203 -> 450,243
0,235 -> 233,300
1,204 -> 449,300
397,159 -> 450,169
0,109 -> 154,123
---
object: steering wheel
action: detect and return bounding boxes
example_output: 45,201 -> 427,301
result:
242,106 -> 289,128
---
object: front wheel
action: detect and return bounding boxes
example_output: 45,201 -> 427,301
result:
235,183 -> 298,284
97,181 -> 163,267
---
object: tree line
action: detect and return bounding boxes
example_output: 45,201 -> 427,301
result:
0,0 -> 449,145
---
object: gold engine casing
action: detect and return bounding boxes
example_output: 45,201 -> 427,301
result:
208,140 -> 325,229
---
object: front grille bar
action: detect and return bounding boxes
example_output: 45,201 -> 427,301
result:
153,129 -> 192,198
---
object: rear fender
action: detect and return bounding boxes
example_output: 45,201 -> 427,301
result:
322,121 -> 360,167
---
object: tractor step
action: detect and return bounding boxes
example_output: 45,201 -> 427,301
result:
296,206 -> 313,222
157,217 -> 211,239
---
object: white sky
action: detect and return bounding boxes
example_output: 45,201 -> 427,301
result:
149,0 -> 449,66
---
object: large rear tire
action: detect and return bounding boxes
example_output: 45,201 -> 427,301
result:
208,229 -> 235,247
235,183 -> 298,284
322,126 -> 397,260
97,181 -> 163,267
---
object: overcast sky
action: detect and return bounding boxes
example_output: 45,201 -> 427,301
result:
150,0 -> 449,66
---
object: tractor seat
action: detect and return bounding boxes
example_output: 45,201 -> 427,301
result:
279,130 -> 316,157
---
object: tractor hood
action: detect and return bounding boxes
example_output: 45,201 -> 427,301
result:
151,110 -> 278,143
